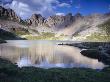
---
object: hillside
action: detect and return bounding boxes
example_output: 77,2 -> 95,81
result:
0,6 -> 110,41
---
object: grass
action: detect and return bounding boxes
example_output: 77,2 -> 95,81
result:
25,32 -> 60,40
0,29 -> 18,40
0,38 -> 6,43
0,16 -> 8,20
85,33 -> 110,42
24,32 -> 68,40
14,30 -> 30,35
98,19 -> 110,35
88,19 -> 110,42
11,28 -> 30,36
0,28 -> 26,40
0,58 -> 110,82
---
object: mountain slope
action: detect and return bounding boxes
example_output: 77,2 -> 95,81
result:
57,14 -> 110,41
0,6 -> 110,41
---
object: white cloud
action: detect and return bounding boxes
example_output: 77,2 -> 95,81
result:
56,13 -> 65,16
9,1 -> 32,19
58,3 -> 71,7
6,0 -> 60,19
2,0 -> 71,19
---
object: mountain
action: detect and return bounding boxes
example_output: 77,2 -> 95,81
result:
55,13 -> 110,41
26,14 -> 45,27
0,6 -> 110,41
0,6 -> 21,22
45,13 -> 74,30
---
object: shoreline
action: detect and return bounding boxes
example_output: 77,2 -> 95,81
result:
0,41 -> 110,82
0,58 -> 110,82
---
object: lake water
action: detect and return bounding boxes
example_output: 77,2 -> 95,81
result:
0,40 -> 106,69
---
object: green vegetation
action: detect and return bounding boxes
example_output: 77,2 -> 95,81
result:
91,19 -> 110,42
0,29 -> 18,40
99,19 -> 110,35
24,32 -> 67,40
73,33 -> 81,37
25,32 -> 57,40
85,33 -> 110,42
14,30 -> 30,35
11,28 -> 30,36
0,38 -> 6,43
0,58 -> 110,82
0,28 -> 26,41
29,29 -> 39,34
0,16 -> 8,20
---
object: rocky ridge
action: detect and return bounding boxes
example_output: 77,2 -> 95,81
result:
0,6 -> 110,41
0,6 -> 21,22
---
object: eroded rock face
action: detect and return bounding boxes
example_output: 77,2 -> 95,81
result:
25,13 -> 74,29
0,6 -> 21,22
74,13 -> 83,20
0,6 -> 110,39
45,13 -> 74,30
26,14 -> 45,27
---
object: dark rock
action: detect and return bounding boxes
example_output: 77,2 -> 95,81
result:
81,49 -> 110,65
45,13 -> 74,29
0,28 -> 22,40
81,49 -> 101,59
0,6 -> 21,22
26,14 -> 45,26
74,13 -> 83,19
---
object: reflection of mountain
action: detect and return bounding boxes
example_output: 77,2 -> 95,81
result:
0,41 -> 105,69
0,6 -> 110,41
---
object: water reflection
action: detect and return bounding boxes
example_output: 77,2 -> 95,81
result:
0,40 -> 106,69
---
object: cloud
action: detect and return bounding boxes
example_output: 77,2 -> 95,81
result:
4,0 -> 60,19
0,0 -> 71,19
56,13 -> 65,16
0,0 -> 12,5
58,3 -> 71,7
9,1 -> 33,19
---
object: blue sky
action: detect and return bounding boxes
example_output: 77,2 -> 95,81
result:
0,0 -> 110,19
58,0 -> 110,15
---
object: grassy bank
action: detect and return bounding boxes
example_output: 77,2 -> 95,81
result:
85,33 -> 110,42
22,32 -> 66,40
0,58 -> 110,82
0,28 -> 26,41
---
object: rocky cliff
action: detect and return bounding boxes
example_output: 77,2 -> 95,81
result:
45,13 -> 74,30
0,6 -> 21,22
0,6 -> 110,41
26,14 -> 45,27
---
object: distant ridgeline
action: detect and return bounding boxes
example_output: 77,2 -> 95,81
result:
0,6 -> 110,41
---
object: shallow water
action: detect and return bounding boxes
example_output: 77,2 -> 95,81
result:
0,40 -> 106,69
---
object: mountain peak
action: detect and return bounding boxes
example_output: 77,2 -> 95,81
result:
31,14 -> 43,19
26,14 -> 45,26
66,13 -> 72,16
74,13 -> 82,17
0,6 -> 21,22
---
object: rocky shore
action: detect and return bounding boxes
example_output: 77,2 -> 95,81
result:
59,42 -> 110,65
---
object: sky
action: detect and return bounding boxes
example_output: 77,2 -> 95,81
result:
0,0 -> 110,19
